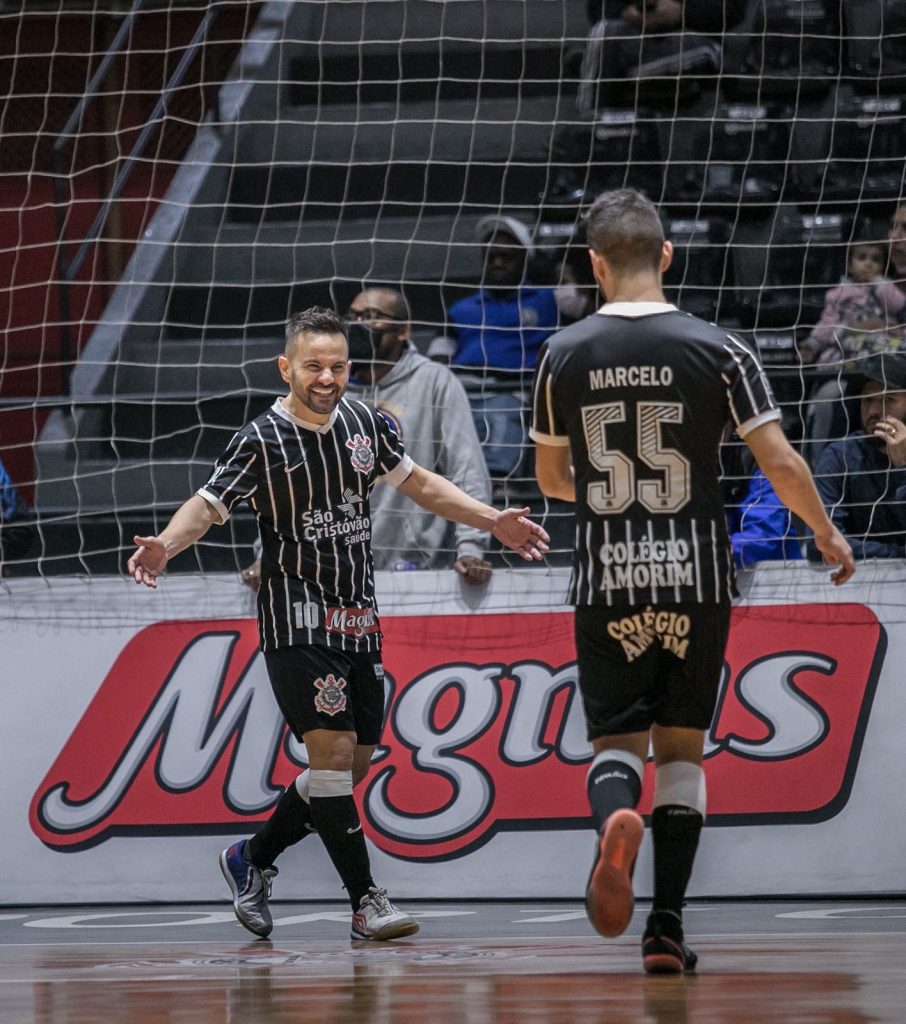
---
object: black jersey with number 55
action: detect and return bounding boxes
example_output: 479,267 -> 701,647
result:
530,303 -> 781,607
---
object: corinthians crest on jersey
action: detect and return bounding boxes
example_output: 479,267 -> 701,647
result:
345,433 -> 375,473
314,674 -> 347,716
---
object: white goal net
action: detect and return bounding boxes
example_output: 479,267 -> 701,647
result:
1,0 -> 905,584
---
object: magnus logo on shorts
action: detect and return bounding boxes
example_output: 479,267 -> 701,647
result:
29,604 -> 883,857
324,605 -> 379,638
313,674 -> 347,717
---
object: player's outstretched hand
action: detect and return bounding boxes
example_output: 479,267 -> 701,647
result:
813,525 -> 855,586
492,507 -> 550,562
127,534 -> 168,588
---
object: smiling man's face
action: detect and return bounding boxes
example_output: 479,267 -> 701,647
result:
278,330 -> 350,423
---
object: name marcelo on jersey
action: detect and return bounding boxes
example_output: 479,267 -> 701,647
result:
589,365 -> 673,388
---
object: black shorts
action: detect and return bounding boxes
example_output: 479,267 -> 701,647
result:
574,602 -> 732,739
263,644 -> 386,745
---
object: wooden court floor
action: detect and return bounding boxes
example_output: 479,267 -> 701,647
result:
1,900 -> 904,1023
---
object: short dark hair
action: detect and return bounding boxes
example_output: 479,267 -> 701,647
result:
585,189 -> 664,273
284,306 -> 348,346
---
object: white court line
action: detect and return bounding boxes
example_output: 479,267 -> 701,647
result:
1,929 -> 904,951
20,908 -> 476,930
777,906 -> 906,919
516,911 -> 587,923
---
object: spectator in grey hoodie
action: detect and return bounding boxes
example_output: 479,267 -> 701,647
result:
345,288 -> 493,583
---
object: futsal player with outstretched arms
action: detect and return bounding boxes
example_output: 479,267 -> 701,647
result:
529,189 -> 854,974
127,306 -> 549,941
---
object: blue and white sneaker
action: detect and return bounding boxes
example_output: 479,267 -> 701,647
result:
219,840 -> 278,938
351,887 -> 420,941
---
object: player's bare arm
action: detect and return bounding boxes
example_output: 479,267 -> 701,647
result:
744,420 -> 855,585
534,442 -> 576,502
127,494 -> 222,588
398,463 -> 550,561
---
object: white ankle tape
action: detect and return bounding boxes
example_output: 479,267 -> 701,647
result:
586,748 -> 645,786
652,762 -> 706,818
294,770 -> 310,803
308,769 -> 353,798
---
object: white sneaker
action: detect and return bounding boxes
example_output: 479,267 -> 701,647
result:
350,887 -> 420,940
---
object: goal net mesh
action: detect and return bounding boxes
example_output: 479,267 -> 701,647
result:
1,0 -> 905,583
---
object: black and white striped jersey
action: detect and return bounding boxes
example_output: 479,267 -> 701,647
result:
198,397 -> 413,652
530,302 -> 781,607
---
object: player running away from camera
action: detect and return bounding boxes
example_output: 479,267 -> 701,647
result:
127,306 -> 549,942
530,189 -> 853,974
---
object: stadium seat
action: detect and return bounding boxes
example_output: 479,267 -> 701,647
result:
729,208 -> 852,330
661,215 -> 733,322
539,109 -> 664,211
722,0 -> 842,101
802,93 -> 906,202
664,102 -> 793,209
844,0 -> 906,93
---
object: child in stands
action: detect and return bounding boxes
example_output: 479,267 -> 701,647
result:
799,239 -> 906,364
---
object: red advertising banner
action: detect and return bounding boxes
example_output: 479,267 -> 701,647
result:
30,603 -> 883,860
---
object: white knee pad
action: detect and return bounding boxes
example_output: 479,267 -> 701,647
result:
308,769 -> 353,798
293,769 -> 311,803
653,762 -> 707,819
586,748 -> 645,787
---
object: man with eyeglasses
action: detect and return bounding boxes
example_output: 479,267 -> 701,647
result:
243,289 -> 494,587
346,287 -> 494,583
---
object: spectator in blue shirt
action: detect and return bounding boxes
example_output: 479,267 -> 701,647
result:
728,469 -> 803,568
721,437 -> 803,568
429,216 -> 559,476
807,353 -> 906,561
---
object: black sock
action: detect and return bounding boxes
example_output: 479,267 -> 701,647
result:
246,783 -> 314,869
309,794 -> 375,909
586,758 -> 642,832
651,804 -> 704,919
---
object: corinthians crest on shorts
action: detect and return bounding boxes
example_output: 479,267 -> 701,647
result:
345,433 -> 375,473
314,674 -> 347,716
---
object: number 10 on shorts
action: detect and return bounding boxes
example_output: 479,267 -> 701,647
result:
293,601 -> 319,629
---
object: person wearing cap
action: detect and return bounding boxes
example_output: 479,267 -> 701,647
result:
429,216 -> 559,477
807,353 -> 906,561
